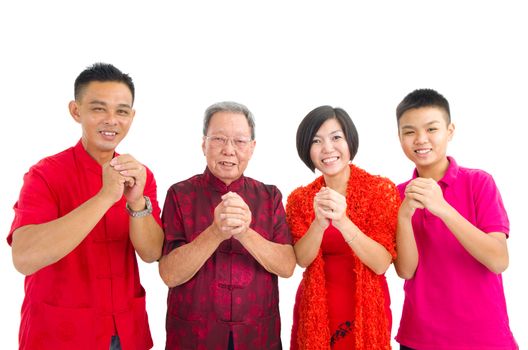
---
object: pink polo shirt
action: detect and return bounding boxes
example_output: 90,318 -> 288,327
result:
396,157 -> 517,350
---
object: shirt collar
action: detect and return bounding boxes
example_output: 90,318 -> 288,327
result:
73,139 -> 119,174
203,167 -> 245,193
411,156 -> 458,186
440,156 -> 458,186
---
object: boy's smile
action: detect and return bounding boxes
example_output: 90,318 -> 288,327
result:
398,106 -> 454,180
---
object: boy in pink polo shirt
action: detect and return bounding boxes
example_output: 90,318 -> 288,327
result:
394,89 -> 518,350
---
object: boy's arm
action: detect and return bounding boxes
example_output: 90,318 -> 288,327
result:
406,177 -> 509,274
436,207 -> 508,273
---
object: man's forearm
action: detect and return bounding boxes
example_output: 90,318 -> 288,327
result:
11,193 -> 114,275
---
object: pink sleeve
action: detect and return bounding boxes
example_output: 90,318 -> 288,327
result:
474,171 -> 510,236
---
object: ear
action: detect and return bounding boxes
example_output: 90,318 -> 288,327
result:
447,122 -> 455,141
68,100 -> 81,123
201,137 -> 206,156
248,140 -> 256,158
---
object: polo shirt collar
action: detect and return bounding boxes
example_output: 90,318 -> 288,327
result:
439,156 -> 458,186
203,167 -> 244,193
411,155 -> 458,187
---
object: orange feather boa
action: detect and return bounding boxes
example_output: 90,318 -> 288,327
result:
286,164 -> 399,350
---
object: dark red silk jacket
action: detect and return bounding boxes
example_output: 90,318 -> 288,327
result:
162,168 -> 292,350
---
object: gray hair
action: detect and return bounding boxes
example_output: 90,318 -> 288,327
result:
203,101 -> 256,140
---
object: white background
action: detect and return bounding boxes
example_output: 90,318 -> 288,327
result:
1,1 -> 527,349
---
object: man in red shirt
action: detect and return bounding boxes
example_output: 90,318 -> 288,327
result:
8,63 -> 164,350
159,101 -> 296,350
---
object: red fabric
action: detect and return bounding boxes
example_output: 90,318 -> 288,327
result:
162,168 -> 292,350
8,140 -> 161,350
286,164 -> 399,350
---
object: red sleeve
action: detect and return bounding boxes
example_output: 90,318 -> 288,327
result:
161,184 -> 186,256
8,163 -> 59,245
270,186 -> 293,245
143,166 -> 162,227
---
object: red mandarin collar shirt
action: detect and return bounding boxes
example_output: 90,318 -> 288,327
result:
8,140 -> 162,350
162,168 -> 292,350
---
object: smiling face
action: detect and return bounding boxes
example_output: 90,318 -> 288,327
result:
69,81 -> 135,164
202,111 -> 255,185
309,118 -> 351,179
398,106 -> 454,179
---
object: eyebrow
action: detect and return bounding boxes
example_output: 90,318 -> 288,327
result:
88,100 -> 132,109
314,129 -> 344,137
400,120 -> 441,130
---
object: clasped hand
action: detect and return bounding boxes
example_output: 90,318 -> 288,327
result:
402,177 -> 448,217
100,154 -> 146,206
213,192 -> 252,240
313,187 -> 347,229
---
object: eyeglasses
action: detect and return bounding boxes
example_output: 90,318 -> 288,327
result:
204,135 -> 253,150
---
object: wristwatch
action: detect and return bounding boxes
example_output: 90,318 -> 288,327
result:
126,196 -> 153,218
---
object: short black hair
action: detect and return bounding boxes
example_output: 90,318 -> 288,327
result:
396,88 -> 450,125
74,63 -> 135,104
296,105 -> 359,172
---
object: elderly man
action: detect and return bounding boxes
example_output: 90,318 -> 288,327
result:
159,101 -> 296,350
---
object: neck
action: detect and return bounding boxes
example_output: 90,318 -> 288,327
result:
81,140 -> 115,165
93,152 -> 114,165
416,157 -> 450,181
323,164 -> 350,195
84,147 -> 115,165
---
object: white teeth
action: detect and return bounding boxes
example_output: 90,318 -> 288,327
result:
220,161 -> 235,166
322,157 -> 338,164
415,149 -> 431,154
101,131 -> 117,136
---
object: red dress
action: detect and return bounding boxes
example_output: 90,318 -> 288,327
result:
287,164 -> 398,350
292,224 -> 392,350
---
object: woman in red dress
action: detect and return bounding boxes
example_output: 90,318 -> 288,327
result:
286,106 -> 399,350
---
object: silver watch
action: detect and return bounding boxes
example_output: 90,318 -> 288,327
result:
126,196 -> 153,218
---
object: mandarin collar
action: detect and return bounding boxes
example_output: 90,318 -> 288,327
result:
73,139 -> 118,174
411,156 -> 458,187
203,167 -> 245,193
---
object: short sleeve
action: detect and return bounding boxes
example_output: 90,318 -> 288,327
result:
8,164 -> 59,245
473,172 -> 509,236
143,166 -> 162,227
161,185 -> 187,256
270,186 -> 293,245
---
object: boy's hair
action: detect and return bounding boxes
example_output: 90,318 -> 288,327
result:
296,105 -> 359,172
396,88 -> 450,125
74,63 -> 135,104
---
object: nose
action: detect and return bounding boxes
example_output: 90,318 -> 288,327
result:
321,138 -> 334,153
221,138 -> 236,154
414,131 -> 429,145
103,110 -> 118,125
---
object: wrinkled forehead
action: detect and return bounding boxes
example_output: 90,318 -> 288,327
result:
207,111 -> 252,135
